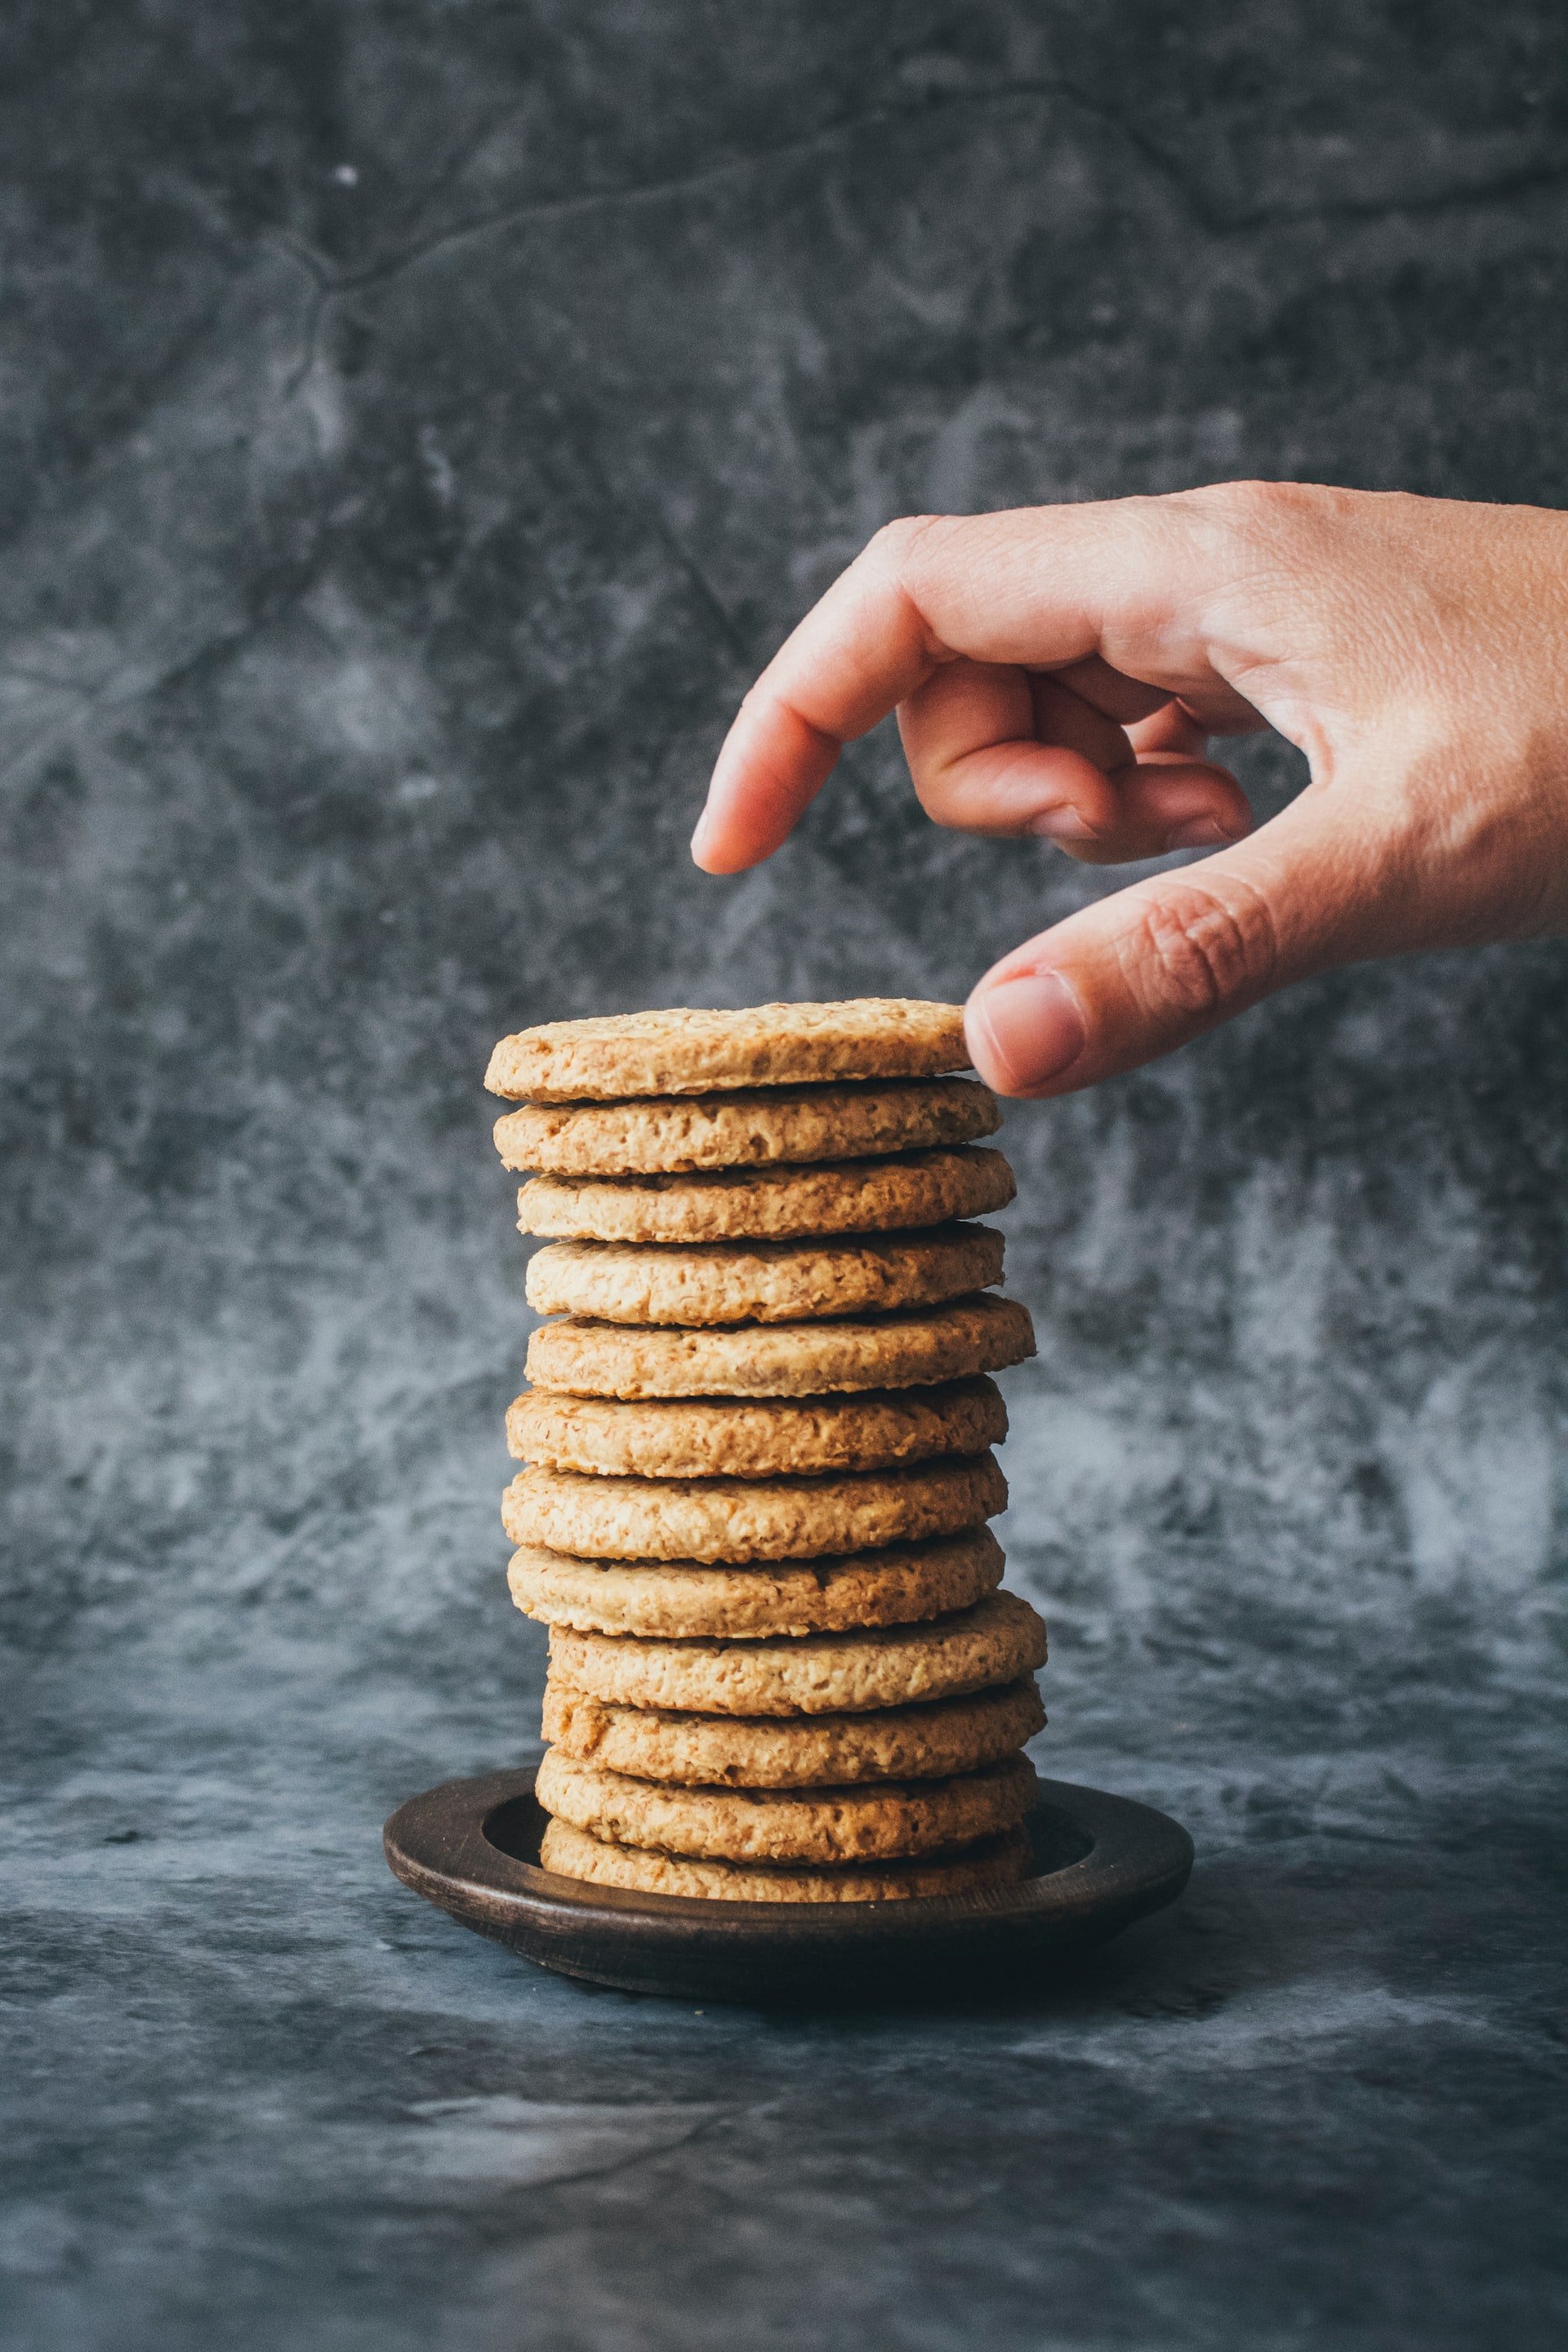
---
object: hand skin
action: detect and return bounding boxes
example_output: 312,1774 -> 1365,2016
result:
689,483 -> 1568,1096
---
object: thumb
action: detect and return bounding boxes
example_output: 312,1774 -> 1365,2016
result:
964,792 -> 1375,1097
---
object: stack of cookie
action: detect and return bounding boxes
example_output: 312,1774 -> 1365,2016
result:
484,1000 -> 1049,1903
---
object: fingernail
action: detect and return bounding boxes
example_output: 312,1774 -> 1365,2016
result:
690,807 -> 717,866
1164,817 -> 1231,851
1027,808 -> 1098,845
967,973 -> 1086,1095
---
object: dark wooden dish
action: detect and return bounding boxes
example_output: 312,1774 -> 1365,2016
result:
384,1766 -> 1193,2003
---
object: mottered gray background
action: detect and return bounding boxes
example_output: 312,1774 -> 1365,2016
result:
2,7 -> 1565,2348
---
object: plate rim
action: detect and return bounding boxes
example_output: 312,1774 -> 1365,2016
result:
384,1764 -> 1193,1954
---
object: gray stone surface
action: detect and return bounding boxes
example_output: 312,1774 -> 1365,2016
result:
2,6 -> 1566,2347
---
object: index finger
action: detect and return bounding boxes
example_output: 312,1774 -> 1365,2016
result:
689,499 -> 1260,875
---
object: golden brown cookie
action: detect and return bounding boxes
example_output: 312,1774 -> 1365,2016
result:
501,1454 -> 1007,1562
523,1223 -> 1003,1329
506,1377 -> 1008,1479
535,1748 -> 1037,1863
485,999 -> 969,1102
507,1529 -> 1006,1639
494,1077 -> 999,1177
515,1147 -> 1016,1244
546,1588 -> 1048,1716
538,1816 -> 1031,1903
541,1675 -> 1045,1787
525,1294 -> 1036,1400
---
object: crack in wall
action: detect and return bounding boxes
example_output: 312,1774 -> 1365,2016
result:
277,75 -> 1568,297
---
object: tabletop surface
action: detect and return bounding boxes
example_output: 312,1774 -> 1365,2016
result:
3,7 -> 1566,2348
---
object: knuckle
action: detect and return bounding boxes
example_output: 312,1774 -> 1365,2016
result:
864,513 -> 956,660
1215,477 -> 1294,521
1125,877 -> 1280,1020
866,512 -> 945,575
1193,477 -> 1316,550
906,746 -> 980,828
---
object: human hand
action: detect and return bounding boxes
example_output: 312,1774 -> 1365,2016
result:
690,484 -> 1568,1095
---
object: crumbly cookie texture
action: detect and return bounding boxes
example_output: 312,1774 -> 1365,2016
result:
515,1147 -> 1016,1244
506,1377 -> 1008,1479
546,1588 -> 1048,1716
525,1294 -> 1036,1400
537,1816 -> 1031,1903
541,1676 -> 1045,1787
486,999 -> 969,1102
507,1529 -> 1006,1639
501,1454 -> 1007,1563
494,1076 -> 999,1177
524,1223 -> 1003,1329
534,1748 -> 1038,1863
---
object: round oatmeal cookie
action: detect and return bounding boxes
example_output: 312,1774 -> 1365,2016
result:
507,1528 -> 1006,1639
534,1748 -> 1038,1863
546,1588 -> 1048,1717
525,1294 -> 1036,1399
537,1816 -> 1031,1903
514,1146 -> 1016,1244
493,1076 -> 999,1177
541,1675 -> 1045,1787
506,1377 -> 1008,1478
485,998 -> 969,1102
501,1454 -> 1006,1562
523,1223 -> 1003,1328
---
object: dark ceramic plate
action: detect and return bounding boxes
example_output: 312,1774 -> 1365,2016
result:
384,1767 -> 1193,2003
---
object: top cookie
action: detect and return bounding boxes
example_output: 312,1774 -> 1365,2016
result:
486,999 -> 969,1102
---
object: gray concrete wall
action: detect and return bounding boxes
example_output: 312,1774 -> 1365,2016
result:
2,8 -> 1565,2347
